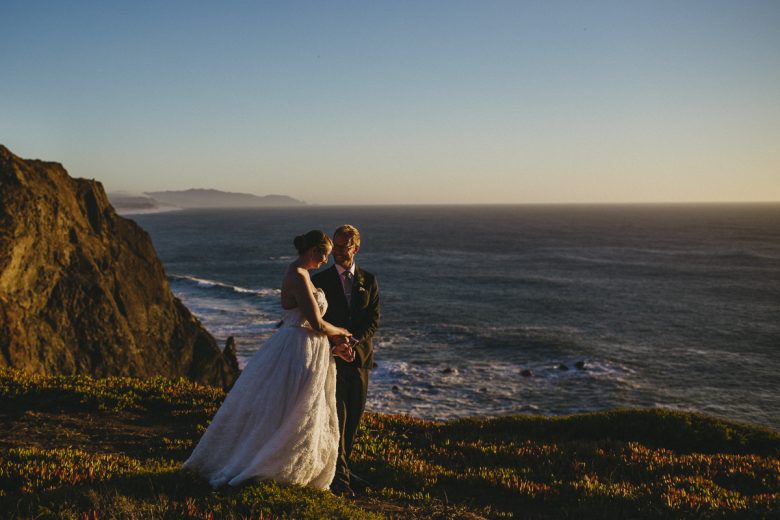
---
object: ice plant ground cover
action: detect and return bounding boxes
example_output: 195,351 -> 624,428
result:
0,368 -> 777,519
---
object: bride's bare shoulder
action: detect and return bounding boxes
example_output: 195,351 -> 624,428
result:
282,265 -> 310,285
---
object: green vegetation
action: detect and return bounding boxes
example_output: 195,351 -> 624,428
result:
1,368 -> 778,518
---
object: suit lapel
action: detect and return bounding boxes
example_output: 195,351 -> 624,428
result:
348,266 -> 363,310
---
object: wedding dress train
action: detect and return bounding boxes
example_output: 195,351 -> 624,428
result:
183,289 -> 339,489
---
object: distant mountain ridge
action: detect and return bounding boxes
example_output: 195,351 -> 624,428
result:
144,189 -> 305,208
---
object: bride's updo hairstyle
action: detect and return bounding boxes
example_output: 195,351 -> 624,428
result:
293,230 -> 332,256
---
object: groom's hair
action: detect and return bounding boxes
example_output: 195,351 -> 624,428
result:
334,224 -> 361,248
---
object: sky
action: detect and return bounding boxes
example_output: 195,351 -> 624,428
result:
1,1 -> 779,205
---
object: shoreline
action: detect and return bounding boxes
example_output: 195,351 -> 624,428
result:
115,206 -> 183,216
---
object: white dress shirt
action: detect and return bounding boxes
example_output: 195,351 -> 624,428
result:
335,263 -> 356,299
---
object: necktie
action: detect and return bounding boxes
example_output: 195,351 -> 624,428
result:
342,271 -> 353,305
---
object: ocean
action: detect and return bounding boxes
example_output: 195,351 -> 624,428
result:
130,204 -> 780,429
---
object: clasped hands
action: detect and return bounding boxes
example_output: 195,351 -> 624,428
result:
329,334 -> 357,362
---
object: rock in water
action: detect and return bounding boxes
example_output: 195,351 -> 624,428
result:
0,145 -> 238,388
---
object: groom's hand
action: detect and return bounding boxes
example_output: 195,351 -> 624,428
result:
331,343 -> 355,362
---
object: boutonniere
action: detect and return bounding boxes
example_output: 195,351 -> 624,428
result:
355,283 -> 368,305
355,273 -> 366,288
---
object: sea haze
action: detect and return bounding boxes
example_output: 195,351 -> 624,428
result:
130,204 -> 780,429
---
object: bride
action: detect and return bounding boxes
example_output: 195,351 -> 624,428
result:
183,230 -> 355,489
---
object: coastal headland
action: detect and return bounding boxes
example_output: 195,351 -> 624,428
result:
0,145 -> 238,388
1,369 -> 778,518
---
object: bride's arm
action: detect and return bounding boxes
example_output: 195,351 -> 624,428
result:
288,269 -> 351,337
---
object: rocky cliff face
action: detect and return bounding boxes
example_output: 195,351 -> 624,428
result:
0,145 -> 239,388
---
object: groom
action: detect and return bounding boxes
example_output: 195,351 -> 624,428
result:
313,224 -> 380,497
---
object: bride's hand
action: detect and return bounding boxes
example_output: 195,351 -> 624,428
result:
328,335 -> 348,346
332,343 -> 355,362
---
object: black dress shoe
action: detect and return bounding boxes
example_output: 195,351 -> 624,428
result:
330,481 -> 356,498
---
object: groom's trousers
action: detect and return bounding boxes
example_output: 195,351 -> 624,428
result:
334,362 -> 369,487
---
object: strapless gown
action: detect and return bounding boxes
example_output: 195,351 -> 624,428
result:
183,289 -> 339,489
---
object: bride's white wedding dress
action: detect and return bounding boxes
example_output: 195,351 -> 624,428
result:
183,289 -> 339,489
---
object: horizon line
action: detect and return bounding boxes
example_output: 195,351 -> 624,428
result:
116,200 -> 780,216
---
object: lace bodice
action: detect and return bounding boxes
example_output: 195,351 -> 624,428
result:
281,289 -> 328,328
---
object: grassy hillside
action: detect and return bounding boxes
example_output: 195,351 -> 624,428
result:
1,368 -> 777,518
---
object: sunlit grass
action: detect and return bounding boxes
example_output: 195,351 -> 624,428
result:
1,368 -> 778,518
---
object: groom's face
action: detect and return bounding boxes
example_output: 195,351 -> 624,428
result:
332,234 -> 358,269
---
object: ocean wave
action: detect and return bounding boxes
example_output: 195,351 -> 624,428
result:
372,357 -> 635,388
375,324 -> 588,357
365,356 -> 641,420
169,274 -> 280,297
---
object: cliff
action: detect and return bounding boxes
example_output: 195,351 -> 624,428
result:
0,145 -> 238,388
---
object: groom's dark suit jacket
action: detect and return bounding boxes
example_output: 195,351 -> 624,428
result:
312,264 -> 380,369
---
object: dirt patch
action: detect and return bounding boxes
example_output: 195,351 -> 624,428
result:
0,402 -> 191,460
